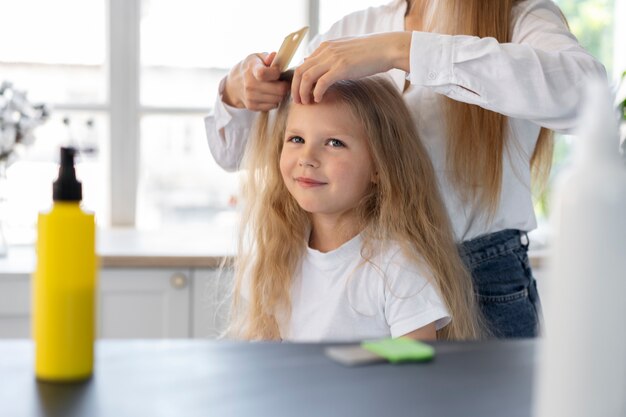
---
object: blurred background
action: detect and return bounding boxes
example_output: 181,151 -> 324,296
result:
0,0 -> 623,245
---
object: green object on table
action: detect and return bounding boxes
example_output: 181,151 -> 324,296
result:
361,337 -> 435,364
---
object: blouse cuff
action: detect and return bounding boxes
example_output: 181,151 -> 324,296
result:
407,31 -> 455,87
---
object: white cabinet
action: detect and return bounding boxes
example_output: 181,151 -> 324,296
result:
0,267 -> 226,339
0,274 -> 31,338
0,228 -> 237,339
98,268 -> 192,338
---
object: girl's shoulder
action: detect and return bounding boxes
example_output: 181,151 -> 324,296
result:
360,239 -> 436,300
365,239 -> 429,280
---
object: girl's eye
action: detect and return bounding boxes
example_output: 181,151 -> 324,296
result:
287,136 -> 304,144
327,138 -> 345,148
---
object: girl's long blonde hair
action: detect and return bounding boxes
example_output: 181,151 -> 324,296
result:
418,0 -> 554,214
230,76 -> 486,341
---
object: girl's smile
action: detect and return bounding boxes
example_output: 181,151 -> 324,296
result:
294,176 -> 328,187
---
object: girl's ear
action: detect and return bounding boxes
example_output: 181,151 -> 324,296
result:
371,171 -> 379,184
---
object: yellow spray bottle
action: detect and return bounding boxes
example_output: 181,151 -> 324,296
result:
33,147 -> 97,382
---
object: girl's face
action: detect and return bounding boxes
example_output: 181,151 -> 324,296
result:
280,99 -> 376,222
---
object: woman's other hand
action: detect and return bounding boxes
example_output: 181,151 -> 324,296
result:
223,52 -> 290,111
292,32 -> 411,104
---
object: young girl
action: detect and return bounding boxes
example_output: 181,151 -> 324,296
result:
207,0 -> 606,338
229,76 -> 484,341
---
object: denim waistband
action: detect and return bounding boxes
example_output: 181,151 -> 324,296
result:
459,229 -> 529,267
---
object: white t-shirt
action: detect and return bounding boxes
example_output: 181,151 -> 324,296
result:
204,0 -> 606,242
276,235 -> 451,342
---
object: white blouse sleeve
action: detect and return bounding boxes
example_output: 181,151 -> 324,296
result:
204,77 -> 257,172
407,0 -> 606,133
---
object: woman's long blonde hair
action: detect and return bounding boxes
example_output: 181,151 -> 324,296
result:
417,0 -> 554,214
230,76 -> 486,341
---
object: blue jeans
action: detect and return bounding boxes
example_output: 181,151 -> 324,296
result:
459,229 -> 542,338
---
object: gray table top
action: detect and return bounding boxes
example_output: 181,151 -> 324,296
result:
0,339 -> 537,417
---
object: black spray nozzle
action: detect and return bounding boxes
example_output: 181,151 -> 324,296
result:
53,147 -> 82,202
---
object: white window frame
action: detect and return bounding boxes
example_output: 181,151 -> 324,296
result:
108,0 -> 140,226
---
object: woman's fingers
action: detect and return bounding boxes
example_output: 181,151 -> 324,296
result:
243,69 -> 288,95
252,63 -> 282,82
291,33 -> 409,104
242,84 -> 288,110
295,61 -> 334,104
292,42 -> 357,104
233,53 -> 289,110
292,53 -> 336,104
224,34 -> 406,109
312,73 -> 336,103
264,51 -> 277,67
248,90 -> 286,105
290,64 -> 305,104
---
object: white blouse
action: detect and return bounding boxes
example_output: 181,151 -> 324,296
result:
204,0 -> 606,241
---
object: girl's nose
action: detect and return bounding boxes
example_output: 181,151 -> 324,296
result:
298,157 -> 319,168
298,148 -> 319,168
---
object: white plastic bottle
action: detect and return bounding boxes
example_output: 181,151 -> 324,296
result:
534,80 -> 626,417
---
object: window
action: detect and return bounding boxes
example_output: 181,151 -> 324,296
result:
0,0 -> 309,242
0,0 -> 106,244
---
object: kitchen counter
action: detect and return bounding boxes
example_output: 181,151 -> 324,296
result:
0,223 -> 239,272
0,338 -> 538,417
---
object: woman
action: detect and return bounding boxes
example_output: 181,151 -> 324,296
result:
204,0 -> 606,338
